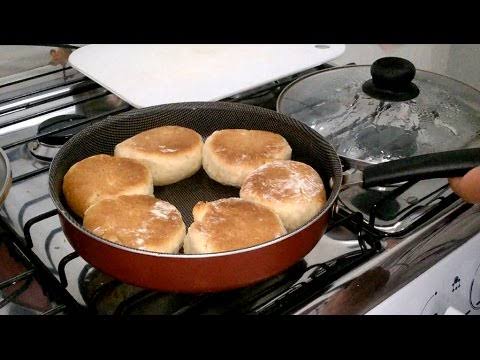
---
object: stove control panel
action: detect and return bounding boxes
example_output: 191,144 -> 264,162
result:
367,234 -> 480,315
470,262 -> 480,311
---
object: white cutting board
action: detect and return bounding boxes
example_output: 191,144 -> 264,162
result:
68,44 -> 345,108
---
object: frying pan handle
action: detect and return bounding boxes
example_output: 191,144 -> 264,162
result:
362,148 -> 480,188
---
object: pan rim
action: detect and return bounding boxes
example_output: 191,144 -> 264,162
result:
49,101 -> 342,259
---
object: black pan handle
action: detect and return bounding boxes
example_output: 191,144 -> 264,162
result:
362,148 -> 480,188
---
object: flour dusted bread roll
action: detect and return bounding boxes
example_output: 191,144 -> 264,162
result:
184,198 -> 287,254
202,129 -> 292,187
63,154 -> 153,217
83,195 -> 186,253
240,160 -> 327,231
114,126 -> 203,186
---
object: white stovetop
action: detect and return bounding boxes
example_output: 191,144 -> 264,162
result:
367,233 -> 480,315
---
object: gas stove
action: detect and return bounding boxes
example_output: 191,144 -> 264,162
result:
0,54 -> 479,315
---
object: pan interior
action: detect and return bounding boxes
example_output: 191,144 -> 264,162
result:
49,102 -> 342,250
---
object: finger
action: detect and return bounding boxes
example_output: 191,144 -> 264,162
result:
448,176 -> 462,192
449,167 -> 480,204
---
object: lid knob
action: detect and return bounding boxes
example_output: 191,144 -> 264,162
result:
362,57 -> 420,101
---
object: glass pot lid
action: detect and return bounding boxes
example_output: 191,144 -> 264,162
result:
277,57 -> 480,165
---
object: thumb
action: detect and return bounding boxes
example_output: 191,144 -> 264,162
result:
448,167 -> 480,204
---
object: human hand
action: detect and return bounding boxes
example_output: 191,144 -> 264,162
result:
449,166 -> 480,204
49,48 -> 72,67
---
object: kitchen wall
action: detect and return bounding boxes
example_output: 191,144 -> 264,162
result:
446,45 -> 480,89
2,44 -> 480,90
0,46 -> 51,78
333,44 -> 480,90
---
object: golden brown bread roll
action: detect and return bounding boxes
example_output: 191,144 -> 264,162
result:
83,195 -> 186,253
184,198 -> 287,254
202,129 -> 292,187
240,160 -> 327,231
62,154 -> 153,218
114,126 -> 203,186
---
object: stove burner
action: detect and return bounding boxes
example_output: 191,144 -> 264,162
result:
350,190 -> 401,221
28,114 -> 87,161
78,260 -> 308,315
37,114 -> 88,145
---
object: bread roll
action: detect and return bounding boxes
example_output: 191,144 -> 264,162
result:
114,126 -> 203,186
63,154 -> 153,217
240,160 -> 327,231
202,129 -> 292,187
184,197 -> 286,254
83,195 -> 186,253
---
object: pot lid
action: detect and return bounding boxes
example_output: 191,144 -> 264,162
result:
277,57 -> 480,165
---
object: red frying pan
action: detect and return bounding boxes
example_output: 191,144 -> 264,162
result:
48,102 -> 480,293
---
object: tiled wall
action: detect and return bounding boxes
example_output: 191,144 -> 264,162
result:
334,44 -> 480,90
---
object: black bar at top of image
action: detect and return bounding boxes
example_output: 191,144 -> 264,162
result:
1,5 -> 479,44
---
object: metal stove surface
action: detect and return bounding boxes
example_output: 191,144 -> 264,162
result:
0,61 -> 478,315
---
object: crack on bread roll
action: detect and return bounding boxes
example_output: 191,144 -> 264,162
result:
240,160 -> 327,231
114,126 -> 203,186
202,129 -> 292,187
83,195 -> 186,253
185,198 -> 287,254
63,154 -> 153,218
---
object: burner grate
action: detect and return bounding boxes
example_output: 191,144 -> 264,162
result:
0,228 -> 82,314
23,207 -> 383,315
5,106 -> 131,183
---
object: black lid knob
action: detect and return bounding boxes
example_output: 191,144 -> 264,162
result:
362,57 -> 420,101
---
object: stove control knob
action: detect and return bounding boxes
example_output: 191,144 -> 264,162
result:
421,291 -> 448,315
469,264 -> 480,310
